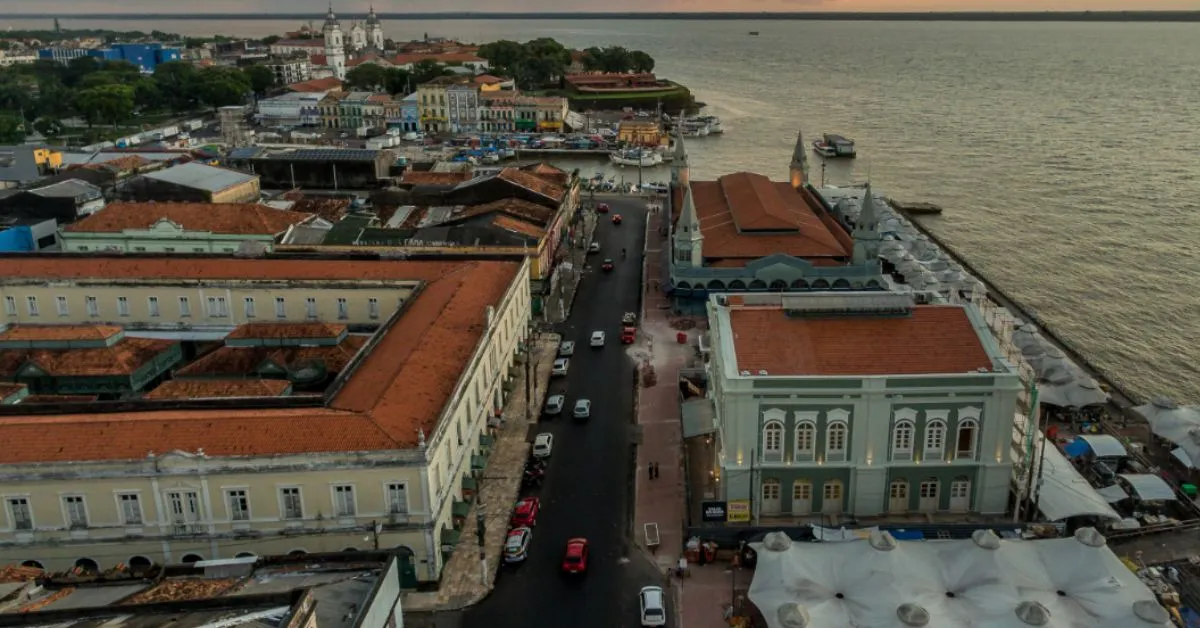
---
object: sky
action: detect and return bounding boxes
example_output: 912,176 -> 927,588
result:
2,0 -> 1197,12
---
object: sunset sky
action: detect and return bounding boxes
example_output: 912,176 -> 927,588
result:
3,0 -> 1196,12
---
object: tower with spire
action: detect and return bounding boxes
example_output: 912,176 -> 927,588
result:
366,5 -> 385,50
670,125 -> 689,187
851,184 -> 882,266
322,3 -> 347,80
672,180 -> 704,269
789,129 -> 808,188
350,19 -> 367,51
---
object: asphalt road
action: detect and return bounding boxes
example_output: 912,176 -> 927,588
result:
462,197 -> 667,627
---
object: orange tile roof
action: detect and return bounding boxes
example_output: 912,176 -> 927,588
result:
682,175 -> 850,261
224,322 -> 347,340
144,379 -> 292,400
64,202 -> 314,236
0,325 -> 122,342
492,214 -> 545,239
458,198 -> 553,226
101,155 -> 151,171
727,306 -> 993,376
393,52 -> 484,66
521,163 -> 569,186
401,171 -> 472,186
173,335 -> 367,377
0,337 -> 177,377
286,196 -> 351,222
287,77 -> 343,92
472,74 -> 503,85
20,394 -> 99,403
0,258 -> 520,463
496,168 -> 564,202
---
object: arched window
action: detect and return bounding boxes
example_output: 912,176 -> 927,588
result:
790,279 -> 809,290
826,421 -> 847,462
924,420 -> 946,458
127,555 -> 153,571
729,279 -> 747,290
956,419 -> 979,460
20,560 -> 44,570
287,549 -> 308,557
706,280 -> 725,291
832,278 -> 851,289
180,554 -> 204,564
769,279 -> 787,292
763,420 -> 784,463
235,552 -> 257,558
812,278 -> 830,289
892,420 -> 914,461
794,418 -> 816,461
74,558 -> 99,574
749,279 -> 767,290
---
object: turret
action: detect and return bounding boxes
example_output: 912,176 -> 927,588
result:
852,184 -> 882,266
789,129 -> 807,188
672,183 -> 704,268
670,125 -> 689,186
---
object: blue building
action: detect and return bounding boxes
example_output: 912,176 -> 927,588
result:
396,93 -> 420,133
38,43 -> 181,72
37,48 -> 92,63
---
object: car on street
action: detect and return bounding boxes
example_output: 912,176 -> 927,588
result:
510,497 -> 540,528
543,394 -> 565,415
562,538 -> 589,575
621,326 -> 637,344
504,527 -> 532,564
532,432 -> 554,458
639,586 -> 668,626
596,202 -> 610,213
590,331 -> 606,347
588,241 -> 601,253
601,259 -> 614,272
558,341 -> 575,357
612,214 -> 623,225
552,358 -> 569,377
573,398 -> 591,419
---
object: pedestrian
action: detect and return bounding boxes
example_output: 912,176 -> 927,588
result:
653,462 -> 660,479
649,462 -> 655,480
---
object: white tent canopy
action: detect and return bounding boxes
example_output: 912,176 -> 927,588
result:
1020,429 -> 1121,522
1077,434 -> 1129,458
749,529 -> 1171,628
1134,398 -> 1200,464
1119,474 -> 1177,502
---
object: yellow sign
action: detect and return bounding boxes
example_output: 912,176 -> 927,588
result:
727,500 -> 751,522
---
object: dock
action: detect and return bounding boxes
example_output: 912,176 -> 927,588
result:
888,198 -> 944,215
518,148 -> 611,157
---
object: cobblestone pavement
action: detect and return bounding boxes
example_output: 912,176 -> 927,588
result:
402,334 -> 560,612
544,208 -> 599,324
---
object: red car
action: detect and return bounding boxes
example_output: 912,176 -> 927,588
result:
510,497 -> 540,528
611,214 -> 623,225
621,326 -> 636,344
596,203 -> 610,213
562,537 -> 589,574
601,259 -> 615,272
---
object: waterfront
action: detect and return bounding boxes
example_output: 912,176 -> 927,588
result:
13,17 -> 1200,401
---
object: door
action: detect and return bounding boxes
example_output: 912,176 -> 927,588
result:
167,490 -> 201,533
919,479 -> 940,513
792,481 -> 812,515
760,479 -> 781,516
821,481 -> 843,515
949,478 -> 971,512
889,480 -> 909,514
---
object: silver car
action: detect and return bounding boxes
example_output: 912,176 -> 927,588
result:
552,358 -> 569,377
558,341 -> 575,357
573,399 -> 591,419
544,394 -> 565,415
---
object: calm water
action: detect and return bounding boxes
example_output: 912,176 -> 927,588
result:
15,18 -> 1200,402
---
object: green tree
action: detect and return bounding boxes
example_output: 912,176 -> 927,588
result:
243,64 -> 277,95
194,66 -> 251,110
0,81 -> 35,117
36,82 -> 76,119
410,59 -> 451,85
0,114 -> 25,143
63,55 -> 101,87
132,77 -> 163,111
33,117 -> 65,138
153,61 -> 199,111
383,67 -> 412,95
345,63 -> 388,91
477,39 -> 527,77
75,84 -> 135,127
629,50 -> 655,73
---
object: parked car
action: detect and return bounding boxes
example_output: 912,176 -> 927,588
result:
590,331 -> 606,347
552,358 -> 569,377
621,326 -> 637,344
532,432 -> 554,458
596,202 -> 610,213
544,394 -> 565,415
562,538 -> 589,575
640,586 -> 668,626
510,497 -> 540,528
601,259 -> 614,272
504,527 -> 532,563
588,241 -> 601,253
612,214 -> 622,225
559,341 -> 575,357
573,398 -> 591,419
622,312 -> 637,325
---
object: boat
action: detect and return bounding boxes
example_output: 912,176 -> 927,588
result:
748,31 -> 760,36
695,115 -> 723,134
609,148 -> 663,167
811,133 -> 856,159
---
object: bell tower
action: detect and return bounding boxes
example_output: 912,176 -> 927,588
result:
672,183 -> 704,268
322,3 -> 346,79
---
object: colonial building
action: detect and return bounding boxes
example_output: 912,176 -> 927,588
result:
0,255 -> 532,587
446,82 -> 480,134
321,4 -> 347,80
666,131 -> 887,312
703,291 -> 1021,521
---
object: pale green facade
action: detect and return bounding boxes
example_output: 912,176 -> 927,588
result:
60,219 -> 279,254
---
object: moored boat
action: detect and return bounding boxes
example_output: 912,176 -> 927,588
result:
609,148 -> 663,167
811,133 -> 856,159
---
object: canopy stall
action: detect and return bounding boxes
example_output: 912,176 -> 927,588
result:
1134,398 -> 1200,464
1019,430 -> 1122,522
1076,434 -> 1129,459
1118,474 -> 1177,502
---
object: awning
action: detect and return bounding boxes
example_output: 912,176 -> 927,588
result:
1096,484 -> 1128,503
1172,447 -> 1195,469
681,398 -> 716,438
1120,474 -> 1177,502
1079,434 -> 1129,458
1022,430 -> 1122,521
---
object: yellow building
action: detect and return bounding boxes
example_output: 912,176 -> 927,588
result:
618,119 -> 666,147
0,254 -> 532,588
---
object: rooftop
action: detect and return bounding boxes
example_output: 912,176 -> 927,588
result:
721,297 -> 994,376
64,202 -> 313,236
401,171 -> 473,186
495,167 -> 566,202
286,76 -> 343,92
27,178 -> 103,200
0,335 -> 177,378
260,148 -> 382,163
142,162 -> 258,193
171,333 -> 366,378
0,256 -> 522,463
144,379 -> 293,400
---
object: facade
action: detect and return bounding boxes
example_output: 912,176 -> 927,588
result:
37,47 -> 94,64
0,51 -> 37,67
446,83 -> 480,134
269,39 -> 326,57
0,255 -> 532,585
38,44 -> 181,72
319,90 -> 350,128
703,292 -> 1021,521
666,131 -> 886,312
257,92 -> 325,127
119,162 -> 261,204
479,92 -> 516,133
263,55 -> 312,86
226,148 -> 390,190
322,5 -> 347,80
417,76 -> 458,134
619,120 -> 665,147
366,6 -> 386,50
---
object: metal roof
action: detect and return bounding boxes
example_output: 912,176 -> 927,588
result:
261,149 -> 382,163
143,162 -> 258,192
28,178 -> 103,200
1119,473 -> 1177,501
1078,434 -> 1129,458
227,146 -> 266,160
0,146 -> 42,183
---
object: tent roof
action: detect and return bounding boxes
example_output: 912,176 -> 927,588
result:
1020,430 -> 1121,522
1119,474 -> 1177,502
1078,434 -> 1129,458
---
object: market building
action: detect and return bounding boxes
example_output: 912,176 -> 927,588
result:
118,162 -> 261,204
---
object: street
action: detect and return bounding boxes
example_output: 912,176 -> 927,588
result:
462,197 -> 667,627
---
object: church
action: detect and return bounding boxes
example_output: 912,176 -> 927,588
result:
665,130 -> 887,311
311,4 -> 385,80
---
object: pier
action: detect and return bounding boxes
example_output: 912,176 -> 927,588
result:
517,148 -> 611,157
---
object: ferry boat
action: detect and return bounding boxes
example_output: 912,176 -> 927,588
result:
812,133 -> 856,159
696,115 -> 723,134
610,148 -> 663,167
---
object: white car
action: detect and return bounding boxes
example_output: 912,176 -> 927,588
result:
552,358 -> 569,377
532,433 -> 554,458
640,586 -> 667,626
504,527 -> 532,564
558,341 -> 575,357
544,394 -> 565,415
588,241 -> 601,253
573,399 -> 591,419
590,331 -> 606,347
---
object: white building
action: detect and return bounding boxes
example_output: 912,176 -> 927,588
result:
703,291 -> 1021,521
366,5 -> 385,50
257,91 -> 326,127
322,3 -> 347,80
268,39 -> 325,57
263,56 -> 312,86
0,51 -> 37,67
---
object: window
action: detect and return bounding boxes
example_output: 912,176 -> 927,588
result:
148,296 -> 160,317
6,497 -> 32,531
823,481 -> 843,501
793,415 -> 816,461
166,490 -> 201,533
305,297 -> 317,319
244,297 -> 256,319
133,246 -> 146,252
280,487 -> 303,520
368,297 -> 380,320
227,490 -> 250,521
117,296 -> 130,317
275,297 -> 286,318
206,296 -> 229,318
336,297 -> 349,320
4,296 -> 16,316
892,420 -> 914,460
78,246 -> 89,251
54,296 -> 68,316
179,296 -> 191,317
792,481 -> 811,501
333,485 -> 356,517
26,296 -> 38,316
762,419 -> 783,463
761,479 -> 780,501
386,483 -> 409,514
63,495 -> 88,529
956,420 -> 979,460
164,247 -> 175,252
193,248 -> 205,253
925,420 -> 947,458
118,493 -> 143,525
826,421 -> 847,461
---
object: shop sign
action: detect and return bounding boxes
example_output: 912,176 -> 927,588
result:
701,501 -> 727,523
727,500 -> 751,522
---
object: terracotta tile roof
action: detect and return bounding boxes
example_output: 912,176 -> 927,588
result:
225,322 -> 347,340
492,214 -> 545,239
287,77 -> 342,92
520,162 -> 569,186
173,335 -> 367,378
101,155 -> 151,171
457,198 -> 553,226
64,202 -> 314,236
0,337 -> 177,377
496,168 -> 565,202
727,306 -> 993,376
20,394 -> 99,403
286,196 -> 351,222
0,258 -> 521,463
144,379 -> 292,400
681,175 -> 850,261
401,171 -> 472,186
367,93 -> 392,103
472,74 -> 503,85
310,54 -> 329,67
0,325 -> 122,342
347,52 -> 383,67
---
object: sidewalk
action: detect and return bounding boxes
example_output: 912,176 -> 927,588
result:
544,209 -> 598,324
631,208 -> 732,628
403,333 -> 560,612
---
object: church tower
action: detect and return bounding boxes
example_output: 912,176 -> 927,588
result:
670,126 -> 689,187
366,5 -> 385,50
672,183 -> 704,268
350,20 -> 367,51
322,3 -> 347,80
789,129 -> 808,189
852,184 -> 882,266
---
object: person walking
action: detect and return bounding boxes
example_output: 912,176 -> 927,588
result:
649,462 -> 655,480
